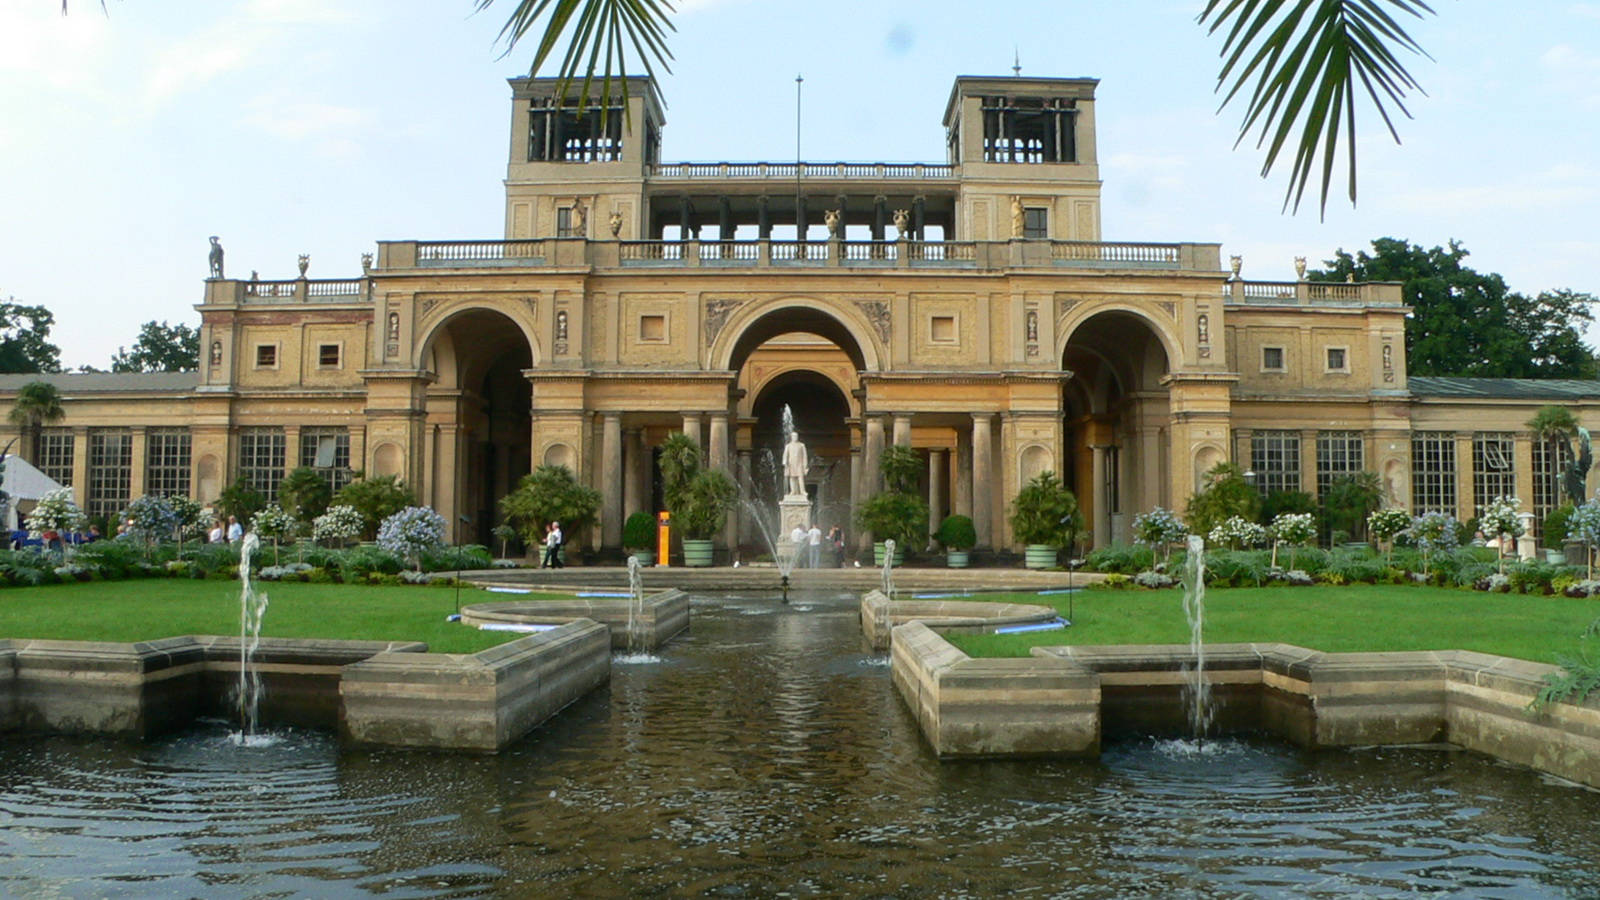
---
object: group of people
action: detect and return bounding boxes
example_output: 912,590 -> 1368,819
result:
205,516 -> 244,544
787,523 -> 846,568
541,521 -> 564,568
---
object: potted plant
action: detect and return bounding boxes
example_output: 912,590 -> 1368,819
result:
675,470 -> 737,566
934,514 -> 976,568
854,446 -> 928,566
1008,471 -> 1082,569
622,510 -> 658,566
498,464 -> 600,563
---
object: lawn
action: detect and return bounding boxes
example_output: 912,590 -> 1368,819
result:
0,580 -> 575,655
947,584 -> 1600,664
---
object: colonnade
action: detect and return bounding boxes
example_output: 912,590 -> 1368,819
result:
588,408 -> 1006,554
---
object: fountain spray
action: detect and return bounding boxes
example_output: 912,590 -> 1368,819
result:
236,533 -> 269,742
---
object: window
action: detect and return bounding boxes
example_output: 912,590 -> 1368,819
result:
238,427 -> 286,503
318,344 -> 341,368
1249,430 -> 1301,496
36,428 -> 74,487
556,207 -> 574,238
255,344 -> 277,368
980,96 -> 1077,163
87,429 -> 132,522
300,427 -> 353,493
639,314 -> 666,342
1472,432 -> 1515,516
1261,346 -> 1285,371
145,428 -> 191,498
1022,208 -> 1048,239
527,99 -> 625,162
1533,436 -> 1572,539
1316,431 -> 1364,497
1326,347 -> 1348,372
1411,431 -> 1457,515
930,315 -> 956,343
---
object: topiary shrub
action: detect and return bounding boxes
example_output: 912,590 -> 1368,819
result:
934,514 -> 977,552
622,511 -> 657,551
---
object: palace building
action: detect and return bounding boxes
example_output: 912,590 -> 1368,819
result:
5,73 -> 1597,554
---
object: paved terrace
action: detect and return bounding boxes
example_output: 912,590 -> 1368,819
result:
461,564 -> 1106,593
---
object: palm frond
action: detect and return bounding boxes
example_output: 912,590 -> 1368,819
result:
477,0 -> 676,116
1199,0 -> 1434,218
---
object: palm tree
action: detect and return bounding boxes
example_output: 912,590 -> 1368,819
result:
477,0 -> 1436,217
7,380 -> 65,462
1528,405 -> 1588,506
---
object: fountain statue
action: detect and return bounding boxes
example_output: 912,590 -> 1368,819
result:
776,406 -> 814,577
236,533 -> 269,743
880,539 -> 897,600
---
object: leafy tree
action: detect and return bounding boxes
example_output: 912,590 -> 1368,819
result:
110,320 -> 200,373
278,466 -> 334,525
216,477 -> 265,526
334,474 -> 417,540
1527,406 -> 1591,507
1321,471 -> 1386,541
1312,238 -> 1598,378
1185,462 -> 1260,538
480,0 -> 1435,215
656,432 -> 701,511
1007,471 -> 1082,548
674,469 -> 738,540
499,465 -> 600,546
878,445 -> 922,494
0,299 -> 62,374
7,380 -> 64,461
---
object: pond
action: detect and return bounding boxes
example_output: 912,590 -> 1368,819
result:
3,591 -> 1599,897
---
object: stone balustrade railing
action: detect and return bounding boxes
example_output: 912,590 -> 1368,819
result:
376,237 -> 1223,273
204,278 -> 369,305
1228,279 -> 1404,307
649,161 -> 957,180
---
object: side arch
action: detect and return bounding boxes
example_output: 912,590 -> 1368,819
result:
1056,301 -> 1182,372
413,301 -> 543,377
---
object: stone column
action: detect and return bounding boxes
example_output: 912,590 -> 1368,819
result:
708,413 -> 730,472
623,427 -> 644,519
70,426 -> 89,509
954,430 -> 972,518
972,413 -> 994,549
128,426 -> 148,501
1091,444 -> 1109,549
600,412 -> 623,550
681,413 -> 702,448
1300,429 -> 1319,497
929,448 -> 948,534
892,414 -> 912,448
863,415 -> 886,494
1455,432 -> 1476,520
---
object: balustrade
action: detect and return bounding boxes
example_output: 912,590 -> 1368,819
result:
648,161 -> 955,180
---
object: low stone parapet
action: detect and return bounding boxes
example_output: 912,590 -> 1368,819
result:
861,590 -> 1059,651
891,626 -> 1600,788
341,620 -> 611,751
462,589 -> 689,649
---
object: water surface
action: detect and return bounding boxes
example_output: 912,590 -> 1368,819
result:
3,591 -> 1598,897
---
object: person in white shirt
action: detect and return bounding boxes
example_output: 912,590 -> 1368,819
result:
789,525 -> 806,567
208,520 -> 224,544
807,524 -> 822,568
226,515 -> 243,543
544,521 -> 564,569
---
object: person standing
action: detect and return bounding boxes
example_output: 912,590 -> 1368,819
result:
789,524 -> 806,567
807,523 -> 822,569
544,521 -> 564,569
827,525 -> 844,567
226,515 -> 243,543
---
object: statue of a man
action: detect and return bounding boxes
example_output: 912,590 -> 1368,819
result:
208,236 -> 224,278
1565,425 -> 1593,505
782,434 -> 808,497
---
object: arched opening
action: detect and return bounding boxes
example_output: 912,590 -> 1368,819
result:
1061,310 -> 1172,546
422,308 -> 534,546
727,305 -> 869,554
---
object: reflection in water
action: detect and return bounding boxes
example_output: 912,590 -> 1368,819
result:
3,590 -> 1599,897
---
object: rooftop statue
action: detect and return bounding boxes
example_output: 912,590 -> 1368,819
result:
208,236 -> 224,278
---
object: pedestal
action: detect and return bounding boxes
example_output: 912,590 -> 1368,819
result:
777,495 -> 813,563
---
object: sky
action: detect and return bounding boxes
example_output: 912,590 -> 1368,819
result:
2,0 -> 1597,370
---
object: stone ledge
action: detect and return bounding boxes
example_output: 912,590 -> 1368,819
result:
461,589 -> 689,649
861,590 -> 1058,651
887,621 -> 1600,787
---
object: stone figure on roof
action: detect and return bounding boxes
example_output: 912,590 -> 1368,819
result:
208,236 -> 224,278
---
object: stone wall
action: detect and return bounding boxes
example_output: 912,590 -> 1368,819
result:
891,624 -> 1600,788
461,589 -> 689,650
860,591 -> 1058,651
341,620 -> 610,751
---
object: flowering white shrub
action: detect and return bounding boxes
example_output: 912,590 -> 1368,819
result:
167,495 -> 207,541
1132,507 -> 1188,562
251,506 -> 298,541
377,505 -> 446,570
1207,515 -> 1267,550
1405,511 -> 1460,575
1133,570 -> 1176,589
1271,512 -> 1317,546
312,505 -> 364,546
27,488 -> 86,537
1480,496 -> 1524,543
1367,508 -> 1411,545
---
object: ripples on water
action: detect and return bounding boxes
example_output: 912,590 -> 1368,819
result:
3,590 -> 1599,898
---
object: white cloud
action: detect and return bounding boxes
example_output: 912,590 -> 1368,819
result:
0,4 -> 113,91
1572,4 -> 1600,22
242,98 -> 375,158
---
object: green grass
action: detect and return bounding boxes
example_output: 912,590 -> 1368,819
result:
0,580 -> 575,655
948,584 -> 1600,664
